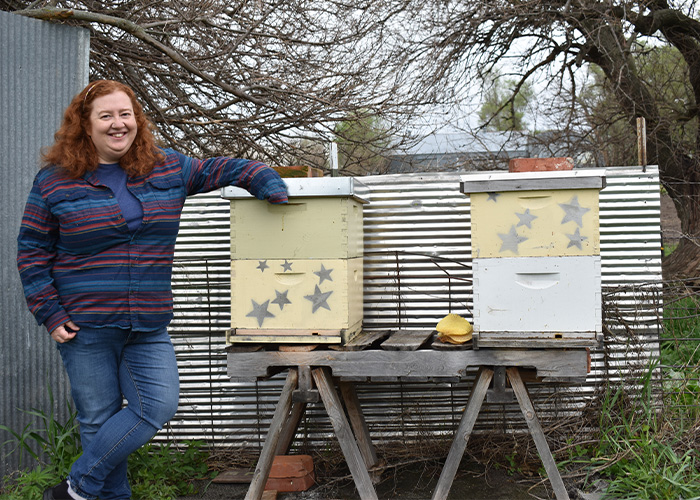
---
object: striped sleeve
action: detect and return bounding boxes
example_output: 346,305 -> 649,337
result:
168,149 -> 288,203
16,176 -> 70,332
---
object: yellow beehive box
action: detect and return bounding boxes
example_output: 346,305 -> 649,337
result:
229,257 -> 364,343
221,178 -> 368,344
222,178 -> 368,260
461,171 -> 605,259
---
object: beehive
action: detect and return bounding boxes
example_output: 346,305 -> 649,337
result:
460,170 -> 606,348
221,178 -> 368,344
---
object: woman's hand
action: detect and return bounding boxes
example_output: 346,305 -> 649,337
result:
51,320 -> 80,343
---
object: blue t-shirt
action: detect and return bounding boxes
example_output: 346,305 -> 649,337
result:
95,163 -> 143,233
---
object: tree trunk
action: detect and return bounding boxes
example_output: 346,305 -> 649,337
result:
662,161 -> 700,280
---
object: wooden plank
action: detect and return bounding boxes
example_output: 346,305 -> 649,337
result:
507,368 -> 570,500
460,175 -> 604,194
432,368 -> 493,500
331,330 -> 392,351
475,337 -> 599,349
279,345 -> 318,352
430,335 -> 473,350
228,349 -> 589,380
313,368 -> 379,500
212,468 -> 254,484
380,329 -> 433,351
228,335 -> 341,344
245,369 -> 298,500
235,328 -> 344,336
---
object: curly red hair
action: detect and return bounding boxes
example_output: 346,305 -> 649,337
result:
42,80 -> 164,178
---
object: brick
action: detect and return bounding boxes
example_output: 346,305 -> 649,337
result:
264,455 -> 315,492
268,455 -> 314,478
265,474 -> 315,492
508,157 -> 574,172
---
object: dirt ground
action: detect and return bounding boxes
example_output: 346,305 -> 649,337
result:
176,462 -> 590,500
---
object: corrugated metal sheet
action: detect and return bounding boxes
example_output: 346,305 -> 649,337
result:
165,166 -> 662,451
0,11 -> 89,477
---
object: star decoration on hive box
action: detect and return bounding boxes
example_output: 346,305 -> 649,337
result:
272,289 -> 292,310
559,195 -> 590,227
246,299 -> 274,326
304,285 -> 333,313
498,225 -> 528,254
516,208 -> 537,229
314,264 -> 333,284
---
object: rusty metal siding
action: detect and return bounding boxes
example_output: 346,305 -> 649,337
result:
165,166 -> 661,449
0,11 -> 89,477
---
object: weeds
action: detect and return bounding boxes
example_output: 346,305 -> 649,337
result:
578,285 -> 700,500
0,388 -> 214,500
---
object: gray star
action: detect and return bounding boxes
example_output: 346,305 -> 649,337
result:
281,260 -> 293,272
271,290 -> 292,310
314,264 -> 333,284
559,195 -> 590,228
246,299 -> 275,326
304,285 -> 333,313
566,227 -> 588,249
498,225 -> 528,254
256,260 -> 269,272
516,208 -> 537,228
487,192 -> 501,202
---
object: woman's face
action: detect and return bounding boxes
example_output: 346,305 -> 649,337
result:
87,91 -> 138,164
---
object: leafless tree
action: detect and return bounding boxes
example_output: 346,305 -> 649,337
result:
379,0 -> 700,279
2,0 -> 437,175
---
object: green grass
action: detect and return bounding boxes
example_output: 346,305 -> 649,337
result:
0,388 -> 214,500
575,290 -> 700,499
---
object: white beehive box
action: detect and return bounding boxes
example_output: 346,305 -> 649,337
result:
221,177 -> 369,344
461,170 -> 606,348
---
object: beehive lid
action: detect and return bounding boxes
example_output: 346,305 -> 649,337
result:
460,169 -> 606,194
221,177 -> 370,203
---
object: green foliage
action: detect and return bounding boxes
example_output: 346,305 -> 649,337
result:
590,370 -> 696,498
478,72 -> 533,132
128,441 -> 214,500
662,294 -> 700,367
1,388 -> 214,500
0,386 -> 81,498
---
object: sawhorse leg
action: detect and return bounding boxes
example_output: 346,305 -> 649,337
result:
432,367 -> 570,500
246,369 -> 298,500
507,367 -> 569,500
245,367 -> 380,500
313,367 -> 379,500
432,367 -> 493,500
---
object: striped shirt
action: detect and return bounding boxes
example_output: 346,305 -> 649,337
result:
17,148 -> 288,333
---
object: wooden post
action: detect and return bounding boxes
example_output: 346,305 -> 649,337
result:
432,367 -> 494,500
637,117 -> 647,168
507,368 -> 570,500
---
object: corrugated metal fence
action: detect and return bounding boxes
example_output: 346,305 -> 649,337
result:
165,166 -> 662,453
0,10 -> 89,477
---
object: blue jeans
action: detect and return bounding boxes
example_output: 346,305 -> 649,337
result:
57,326 -> 180,500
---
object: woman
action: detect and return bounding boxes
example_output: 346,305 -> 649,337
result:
16,80 -> 288,500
